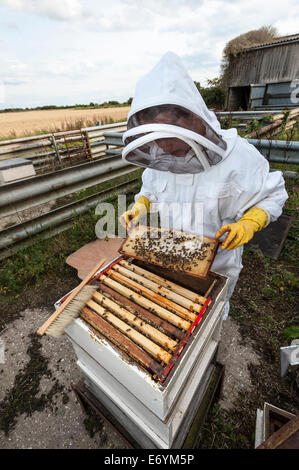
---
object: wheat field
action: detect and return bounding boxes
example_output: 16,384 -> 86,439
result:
0,106 -> 130,139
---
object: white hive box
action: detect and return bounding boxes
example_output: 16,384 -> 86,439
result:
62,257 -> 228,448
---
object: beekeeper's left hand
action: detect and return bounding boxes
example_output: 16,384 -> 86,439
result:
215,207 -> 268,250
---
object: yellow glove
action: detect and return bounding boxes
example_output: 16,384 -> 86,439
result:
215,207 -> 268,251
119,196 -> 151,228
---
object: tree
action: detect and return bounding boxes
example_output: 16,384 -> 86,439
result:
194,79 -> 226,109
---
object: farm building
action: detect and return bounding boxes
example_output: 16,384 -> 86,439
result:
226,33 -> 299,110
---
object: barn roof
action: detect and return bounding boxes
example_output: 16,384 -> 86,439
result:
242,33 -> 299,52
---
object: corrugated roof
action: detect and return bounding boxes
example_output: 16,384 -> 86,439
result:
242,33 -> 299,52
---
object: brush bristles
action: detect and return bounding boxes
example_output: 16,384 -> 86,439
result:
46,285 -> 97,337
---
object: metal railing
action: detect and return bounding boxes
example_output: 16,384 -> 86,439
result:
0,155 -> 135,219
0,121 -> 128,174
0,176 -> 139,260
102,132 -> 299,165
248,139 -> 299,164
1,113 -> 298,260
0,151 -> 140,259
215,110 -> 284,120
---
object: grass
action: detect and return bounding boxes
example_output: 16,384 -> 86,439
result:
0,115 -> 123,141
0,107 -> 129,141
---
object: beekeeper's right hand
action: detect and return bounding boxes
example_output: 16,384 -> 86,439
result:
119,196 -> 151,228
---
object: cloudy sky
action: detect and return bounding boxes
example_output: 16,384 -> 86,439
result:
0,0 -> 298,109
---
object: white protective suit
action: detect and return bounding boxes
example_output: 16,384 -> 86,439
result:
122,52 -> 288,318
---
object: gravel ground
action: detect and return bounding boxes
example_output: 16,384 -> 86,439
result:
0,304 -> 260,449
0,307 -> 128,449
216,317 -> 261,411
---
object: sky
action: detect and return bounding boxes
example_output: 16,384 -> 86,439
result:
0,0 -> 298,109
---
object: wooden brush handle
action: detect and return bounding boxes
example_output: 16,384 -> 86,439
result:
37,258 -> 107,336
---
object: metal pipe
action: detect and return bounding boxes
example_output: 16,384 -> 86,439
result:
267,154 -> 299,164
216,111 -> 283,120
103,132 -> 299,152
0,164 -> 137,218
216,110 -> 283,116
283,171 -> 298,179
0,220 -> 74,261
0,139 -> 53,157
0,155 -> 130,209
0,134 -> 105,158
0,121 -> 127,147
248,139 -> 299,164
105,150 -> 122,156
0,178 -> 139,251
248,139 -> 299,150
102,132 -> 124,138
102,139 -> 123,146
102,132 -> 299,163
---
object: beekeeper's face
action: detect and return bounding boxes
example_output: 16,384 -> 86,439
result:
138,106 -> 206,157
123,104 -> 227,174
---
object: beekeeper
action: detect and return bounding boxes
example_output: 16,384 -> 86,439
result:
120,52 -> 288,319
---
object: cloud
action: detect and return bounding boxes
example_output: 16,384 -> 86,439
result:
0,20 -> 20,29
1,0 -> 83,21
3,79 -> 27,85
81,2 -> 157,33
0,58 -> 29,77
0,0 -> 298,109
182,53 -> 219,72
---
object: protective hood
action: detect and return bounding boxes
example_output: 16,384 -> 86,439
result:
122,51 -> 237,174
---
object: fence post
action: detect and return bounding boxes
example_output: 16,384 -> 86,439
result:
51,134 -> 62,165
83,130 -> 93,161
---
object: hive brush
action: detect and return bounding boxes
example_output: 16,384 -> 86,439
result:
37,258 -> 107,338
